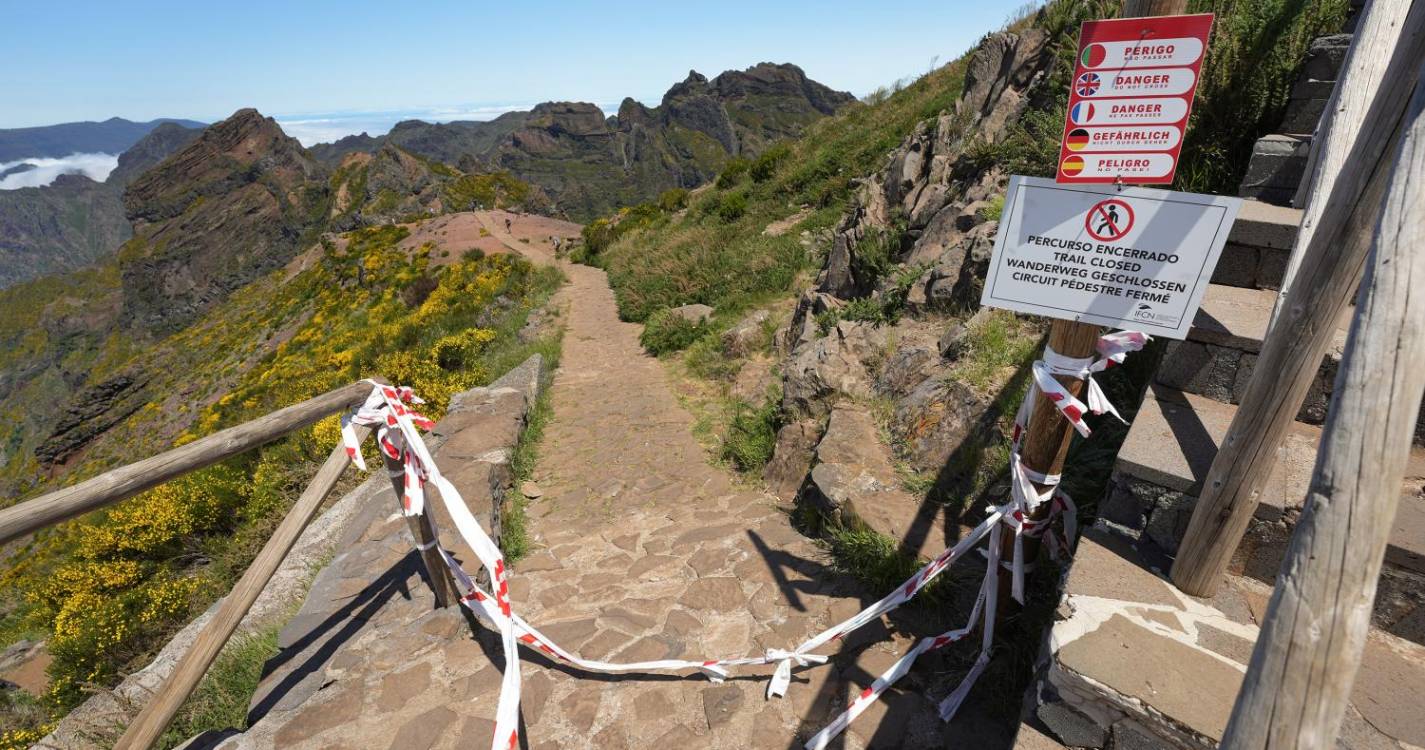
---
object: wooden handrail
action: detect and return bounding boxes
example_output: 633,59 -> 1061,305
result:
0,380 -> 373,546
1223,55 -> 1425,749
1170,2 -> 1425,595
114,425 -> 373,749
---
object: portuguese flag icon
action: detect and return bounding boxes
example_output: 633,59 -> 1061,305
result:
1081,43 -> 1107,67
1066,128 -> 1090,152
1070,101 -> 1095,124
1061,155 -> 1086,177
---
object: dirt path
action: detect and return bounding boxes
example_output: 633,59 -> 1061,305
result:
464,212 -> 970,748
220,210 -> 992,750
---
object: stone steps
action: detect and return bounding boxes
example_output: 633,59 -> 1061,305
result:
1101,386 -> 1425,645
1031,527 -> 1425,750
1212,199 -> 1302,290
1158,284 -> 1349,427
1158,283 -> 1425,440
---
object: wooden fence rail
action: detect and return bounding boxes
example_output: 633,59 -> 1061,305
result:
0,379 -> 461,748
0,381 -> 373,546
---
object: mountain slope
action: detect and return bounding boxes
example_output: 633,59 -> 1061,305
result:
0,123 -> 203,289
312,63 -> 854,220
0,117 -> 206,162
118,109 -> 328,333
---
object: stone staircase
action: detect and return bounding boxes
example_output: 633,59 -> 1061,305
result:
1237,2 -> 1360,205
1017,4 -> 1425,745
1017,202 -> 1425,750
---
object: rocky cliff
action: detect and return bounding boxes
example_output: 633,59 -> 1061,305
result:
0,122 -> 203,289
312,63 -> 854,220
118,109 -> 328,333
764,28 -> 1062,550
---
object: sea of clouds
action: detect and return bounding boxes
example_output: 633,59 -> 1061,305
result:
0,153 -> 119,190
274,102 -> 620,147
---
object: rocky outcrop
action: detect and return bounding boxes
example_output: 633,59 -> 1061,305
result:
107,122 -> 203,186
118,109 -> 328,333
766,29 -> 1059,538
34,373 -> 148,469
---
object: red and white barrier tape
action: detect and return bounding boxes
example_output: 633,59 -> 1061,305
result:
337,330 -> 1145,750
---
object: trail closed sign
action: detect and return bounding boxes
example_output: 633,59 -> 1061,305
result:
1057,13 -> 1214,185
980,176 -> 1241,339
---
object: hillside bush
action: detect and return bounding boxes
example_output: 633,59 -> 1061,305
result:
722,390 -> 781,472
639,309 -> 710,355
0,223 -> 560,722
715,157 -> 751,188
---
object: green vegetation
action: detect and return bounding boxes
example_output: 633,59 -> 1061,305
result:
638,309 -> 711,356
0,224 -> 559,735
154,628 -> 279,750
948,310 -> 1043,393
505,339 -> 564,565
441,171 -> 534,212
721,388 -> 781,472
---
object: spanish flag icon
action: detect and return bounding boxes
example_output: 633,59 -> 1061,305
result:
1061,155 -> 1086,177
1066,128 -> 1090,152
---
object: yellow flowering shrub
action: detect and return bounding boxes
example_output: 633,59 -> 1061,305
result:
2,221 -> 556,714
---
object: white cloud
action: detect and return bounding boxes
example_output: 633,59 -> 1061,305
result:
0,153 -> 119,190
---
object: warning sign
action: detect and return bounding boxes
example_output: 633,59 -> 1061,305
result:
1056,13 -> 1214,185
980,176 -> 1242,339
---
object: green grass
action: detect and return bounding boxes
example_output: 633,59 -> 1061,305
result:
948,310 -> 1043,393
639,309 -> 710,355
721,387 -> 781,472
154,628 -> 279,750
504,342 -> 562,565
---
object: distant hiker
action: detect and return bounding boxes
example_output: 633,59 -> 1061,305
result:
505,217 -> 512,233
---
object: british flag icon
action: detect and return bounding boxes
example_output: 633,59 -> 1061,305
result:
1075,72 -> 1101,97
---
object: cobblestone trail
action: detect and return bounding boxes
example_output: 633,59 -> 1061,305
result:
221,211 -> 1000,750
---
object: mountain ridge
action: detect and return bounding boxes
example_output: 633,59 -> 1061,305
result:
309,62 -> 855,219
0,116 -> 207,162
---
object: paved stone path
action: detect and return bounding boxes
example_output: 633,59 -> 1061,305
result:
221,210 -> 1005,750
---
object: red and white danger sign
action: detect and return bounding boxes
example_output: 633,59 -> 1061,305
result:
1057,13 -> 1214,185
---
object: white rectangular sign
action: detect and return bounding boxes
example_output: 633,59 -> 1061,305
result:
980,175 -> 1241,339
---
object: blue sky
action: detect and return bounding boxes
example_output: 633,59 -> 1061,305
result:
1,0 -> 1014,141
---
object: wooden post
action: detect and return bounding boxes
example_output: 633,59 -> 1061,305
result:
380,451 -> 454,608
997,0 -> 1185,600
1276,0 -> 1414,326
1000,322 -> 1101,579
113,426 -> 371,750
0,381 -> 373,545
1221,63 -> 1425,750
1171,5 -> 1425,596
1121,0 -> 1185,15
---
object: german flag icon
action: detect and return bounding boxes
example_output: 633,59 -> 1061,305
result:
1066,128 -> 1090,152
1061,155 -> 1086,177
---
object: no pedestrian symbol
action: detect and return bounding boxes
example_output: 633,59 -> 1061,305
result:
1085,198 -> 1133,241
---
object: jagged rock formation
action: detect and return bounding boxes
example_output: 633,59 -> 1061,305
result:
118,109 -> 327,333
766,29 -> 1055,552
0,123 -> 202,289
311,63 -> 855,219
